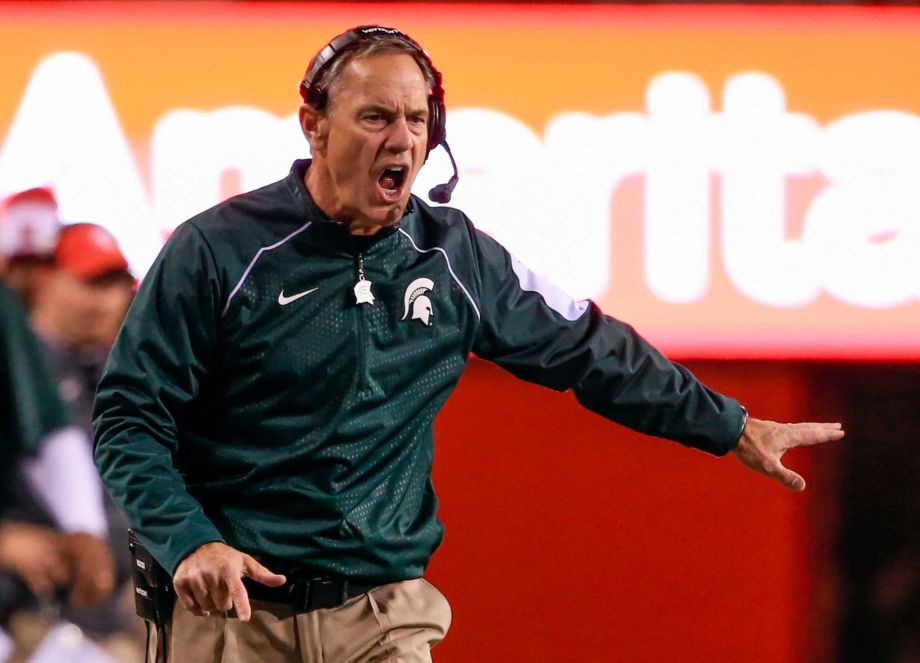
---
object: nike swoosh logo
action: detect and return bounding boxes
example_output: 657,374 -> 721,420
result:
278,287 -> 318,306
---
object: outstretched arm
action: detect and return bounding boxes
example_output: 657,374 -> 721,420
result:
465,221 -> 844,486
469,225 -> 745,456
732,418 -> 845,491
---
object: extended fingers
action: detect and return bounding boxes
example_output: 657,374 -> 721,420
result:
210,576 -> 234,614
231,556 -> 287,622
787,422 -> 846,448
242,555 -> 286,588
227,575 -> 252,622
172,543 -> 285,620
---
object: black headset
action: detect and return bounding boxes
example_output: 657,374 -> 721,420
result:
299,25 -> 459,204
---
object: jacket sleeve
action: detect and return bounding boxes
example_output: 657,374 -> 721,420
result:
93,222 -> 225,575
469,227 -> 745,456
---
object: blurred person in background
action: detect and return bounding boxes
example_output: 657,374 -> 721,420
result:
0,274 -> 119,663
0,188 -> 61,310
28,223 -> 140,660
0,275 -> 62,663
31,223 -> 136,383
0,222 -> 141,662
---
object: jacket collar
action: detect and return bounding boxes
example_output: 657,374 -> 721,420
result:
285,159 -> 415,253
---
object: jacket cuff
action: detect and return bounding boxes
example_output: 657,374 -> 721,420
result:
711,400 -> 748,457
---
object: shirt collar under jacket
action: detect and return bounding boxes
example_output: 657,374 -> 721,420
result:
285,159 -> 416,254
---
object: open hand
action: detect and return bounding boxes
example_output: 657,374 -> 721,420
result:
173,542 -> 286,622
732,417 -> 845,492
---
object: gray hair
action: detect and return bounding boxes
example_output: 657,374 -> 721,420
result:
313,36 -> 437,113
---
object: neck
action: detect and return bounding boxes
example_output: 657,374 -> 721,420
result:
304,163 -> 390,236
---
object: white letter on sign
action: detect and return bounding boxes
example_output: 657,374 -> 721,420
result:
805,111 -> 920,308
718,73 -> 822,307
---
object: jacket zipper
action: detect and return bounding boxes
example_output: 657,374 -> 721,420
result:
354,252 -> 370,394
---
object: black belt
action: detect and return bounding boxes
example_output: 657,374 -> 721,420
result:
243,575 -> 376,613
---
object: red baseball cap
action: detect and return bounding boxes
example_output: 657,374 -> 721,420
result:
53,223 -> 132,281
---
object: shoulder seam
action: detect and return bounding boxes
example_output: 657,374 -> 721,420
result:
221,220 -> 313,317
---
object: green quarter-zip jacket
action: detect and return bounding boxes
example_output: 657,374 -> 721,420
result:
94,159 -> 746,580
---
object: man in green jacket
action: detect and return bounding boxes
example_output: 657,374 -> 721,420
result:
93,25 -> 844,663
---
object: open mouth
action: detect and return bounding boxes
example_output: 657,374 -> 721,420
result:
378,166 -> 408,200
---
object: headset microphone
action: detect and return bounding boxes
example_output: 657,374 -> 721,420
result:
428,140 -> 459,204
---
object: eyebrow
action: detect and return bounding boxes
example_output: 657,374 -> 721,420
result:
357,104 -> 429,117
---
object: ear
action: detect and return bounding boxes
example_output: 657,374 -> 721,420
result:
299,103 -> 329,157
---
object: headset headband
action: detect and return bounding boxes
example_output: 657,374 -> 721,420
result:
299,25 -> 447,153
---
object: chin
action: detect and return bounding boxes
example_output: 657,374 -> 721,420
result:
367,202 -> 405,225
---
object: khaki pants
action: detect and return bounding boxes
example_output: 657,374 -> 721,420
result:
149,578 -> 451,663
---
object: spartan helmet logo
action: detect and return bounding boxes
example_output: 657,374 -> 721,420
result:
402,277 -> 435,326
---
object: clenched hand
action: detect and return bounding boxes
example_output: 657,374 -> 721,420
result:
0,522 -> 67,599
62,532 -> 116,607
732,417 -> 845,491
173,542 -> 286,622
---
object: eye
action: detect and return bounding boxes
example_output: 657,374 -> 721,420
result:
408,115 -> 428,131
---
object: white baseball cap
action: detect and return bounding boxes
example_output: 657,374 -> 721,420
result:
1,187 -> 61,262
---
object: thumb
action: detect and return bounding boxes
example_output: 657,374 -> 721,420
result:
775,463 -> 806,492
243,555 -> 287,588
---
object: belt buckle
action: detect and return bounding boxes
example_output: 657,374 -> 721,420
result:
302,576 -> 347,611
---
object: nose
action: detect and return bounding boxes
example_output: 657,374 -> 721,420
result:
384,117 -> 414,153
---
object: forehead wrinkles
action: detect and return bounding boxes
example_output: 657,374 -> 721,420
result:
326,54 -> 428,115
